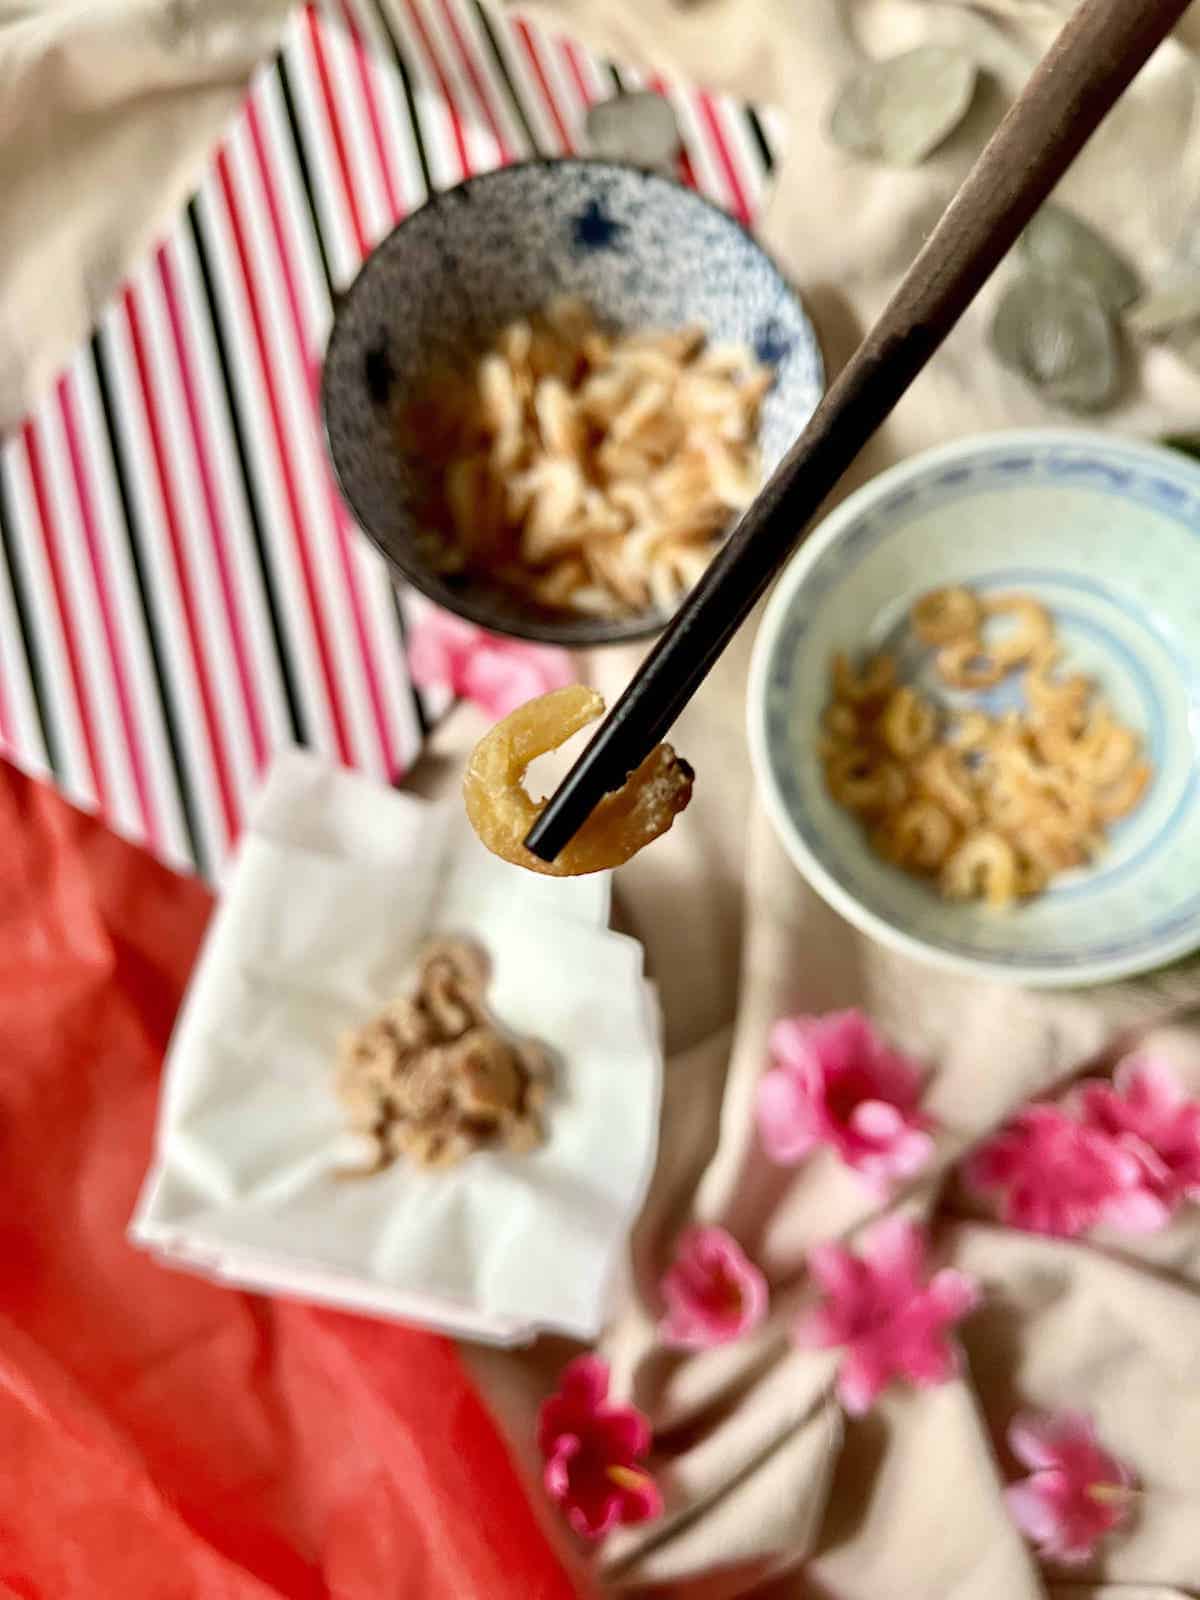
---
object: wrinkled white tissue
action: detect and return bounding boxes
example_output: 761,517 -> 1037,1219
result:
132,748 -> 662,1346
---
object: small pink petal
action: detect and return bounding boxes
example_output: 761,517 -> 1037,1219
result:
869,1045 -> 925,1109
795,1222 -> 978,1415
607,1464 -> 664,1525
658,1226 -> 768,1349
793,1303 -> 844,1351
894,1336 -> 956,1391
863,1214 -> 925,1292
807,1241 -> 865,1306
767,1015 -> 821,1071
1115,1053 -> 1185,1113
559,1354 -> 610,1409
1005,1479 -> 1063,1545
851,1100 -> 905,1139
407,607 -> 477,688
891,1128 -> 937,1177
1098,1186 -> 1173,1234
756,1068 -> 819,1163
1008,1412 -> 1062,1472
906,1339 -> 959,1389
925,1268 -> 982,1321
819,1012 -> 885,1078
545,1434 -> 578,1497
854,1133 -> 936,1194
565,1489 -> 622,1541
1054,1535 -> 1104,1567
837,1347 -> 889,1415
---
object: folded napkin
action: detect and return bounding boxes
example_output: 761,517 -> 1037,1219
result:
133,747 -> 662,1345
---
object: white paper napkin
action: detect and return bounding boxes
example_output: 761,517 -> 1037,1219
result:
132,748 -> 662,1345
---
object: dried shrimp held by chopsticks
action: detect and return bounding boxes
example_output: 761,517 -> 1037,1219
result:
464,685 -> 694,876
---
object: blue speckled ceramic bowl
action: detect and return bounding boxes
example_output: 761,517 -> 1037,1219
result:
749,430 -> 1200,988
322,159 -> 822,645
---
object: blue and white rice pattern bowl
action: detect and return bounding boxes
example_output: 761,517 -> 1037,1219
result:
750,431 -> 1200,986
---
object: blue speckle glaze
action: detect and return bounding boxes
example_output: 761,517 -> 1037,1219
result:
322,159 -> 823,646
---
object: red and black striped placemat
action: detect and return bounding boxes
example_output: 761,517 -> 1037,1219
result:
0,0 -> 781,881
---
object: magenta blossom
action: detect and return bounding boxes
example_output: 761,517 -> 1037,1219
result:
408,606 -> 574,720
659,1226 -> 769,1350
757,1010 -> 934,1192
1076,1054 -> 1200,1223
1005,1409 -> 1136,1564
964,1104 -> 1165,1238
793,1216 -> 980,1415
537,1355 -> 662,1540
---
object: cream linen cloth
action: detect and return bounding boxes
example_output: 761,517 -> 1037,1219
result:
6,1 -> 1200,1596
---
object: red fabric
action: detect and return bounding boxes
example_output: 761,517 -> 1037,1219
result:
0,759 -> 579,1600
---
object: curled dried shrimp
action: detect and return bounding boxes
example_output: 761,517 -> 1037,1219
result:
464,685 -> 694,876
911,585 -> 981,645
940,831 -> 1019,908
914,746 -> 980,827
888,799 -> 957,871
818,585 -> 1152,907
826,748 -> 907,814
881,686 -> 937,758
832,651 -> 896,705
982,594 -> 1052,667
935,638 -> 1006,690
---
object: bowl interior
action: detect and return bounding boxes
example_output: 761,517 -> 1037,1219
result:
322,159 -> 823,644
751,433 -> 1200,985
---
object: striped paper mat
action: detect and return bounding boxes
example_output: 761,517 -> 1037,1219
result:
0,0 -> 781,881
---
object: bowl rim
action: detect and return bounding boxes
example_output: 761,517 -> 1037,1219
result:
320,156 -> 822,648
747,425 -> 1200,989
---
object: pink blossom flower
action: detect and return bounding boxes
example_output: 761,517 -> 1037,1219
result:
408,606 -> 574,720
1076,1054 -> 1200,1223
537,1355 -> 663,1539
793,1216 -> 980,1415
658,1226 -> 769,1349
1005,1409 -> 1136,1564
963,1104 -> 1165,1237
757,1010 -> 934,1192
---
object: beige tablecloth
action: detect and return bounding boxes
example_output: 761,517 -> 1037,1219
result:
6,2 -> 1200,1596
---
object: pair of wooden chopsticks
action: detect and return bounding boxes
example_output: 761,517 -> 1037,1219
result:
525,0 -> 1190,863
